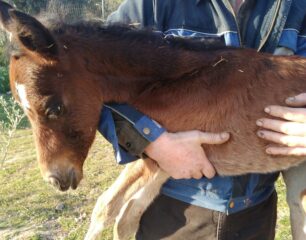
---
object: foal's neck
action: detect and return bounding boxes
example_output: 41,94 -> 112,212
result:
62,26 -> 221,103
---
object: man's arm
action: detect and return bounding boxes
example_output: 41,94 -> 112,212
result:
100,102 -> 230,179
107,105 -> 230,179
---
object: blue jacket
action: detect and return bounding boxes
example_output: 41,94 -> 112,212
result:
99,0 -> 306,214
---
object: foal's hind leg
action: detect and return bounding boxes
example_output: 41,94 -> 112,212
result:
283,161 -> 306,240
85,160 -> 149,240
113,169 -> 169,240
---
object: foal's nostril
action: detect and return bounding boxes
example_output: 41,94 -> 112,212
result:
48,175 -> 69,191
70,169 -> 78,190
48,176 -> 61,190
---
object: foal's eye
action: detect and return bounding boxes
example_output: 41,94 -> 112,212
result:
45,104 -> 65,120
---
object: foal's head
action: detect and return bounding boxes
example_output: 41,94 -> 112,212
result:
0,1 -> 102,191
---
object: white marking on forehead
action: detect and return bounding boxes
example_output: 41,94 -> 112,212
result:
8,32 -> 13,42
15,83 -> 31,110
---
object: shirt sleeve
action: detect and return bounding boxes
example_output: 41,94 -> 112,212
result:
277,13 -> 306,57
107,0 -> 152,27
107,0 -> 135,24
98,104 -> 166,164
297,35 -> 306,57
296,16 -> 306,57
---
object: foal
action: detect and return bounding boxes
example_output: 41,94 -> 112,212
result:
1,1 -> 306,239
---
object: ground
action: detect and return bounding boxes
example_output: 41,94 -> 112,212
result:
0,117 -> 291,239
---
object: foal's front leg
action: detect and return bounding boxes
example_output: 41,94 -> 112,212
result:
85,160 -> 148,240
113,169 -> 169,240
283,161 -> 306,240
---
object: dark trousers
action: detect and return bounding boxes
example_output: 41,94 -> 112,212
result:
136,191 -> 277,240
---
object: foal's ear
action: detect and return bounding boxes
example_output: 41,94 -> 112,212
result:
9,10 -> 58,60
0,0 -> 14,31
0,1 -> 58,61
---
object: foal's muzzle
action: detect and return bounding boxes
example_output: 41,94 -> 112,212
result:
47,169 -> 79,191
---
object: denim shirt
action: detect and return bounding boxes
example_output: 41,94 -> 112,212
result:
99,0 -> 306,214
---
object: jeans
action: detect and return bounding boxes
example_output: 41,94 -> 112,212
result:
136,191 -> 277,240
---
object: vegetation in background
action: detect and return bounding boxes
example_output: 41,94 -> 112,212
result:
0,67 -> 9,94
8,0 -> 48,14
0,28 -> 9,94
0,96 -> 26,166
7,0 -> 124,19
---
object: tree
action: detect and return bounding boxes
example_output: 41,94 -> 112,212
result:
7,0 -> 123,18
91,0 -> 124,19
9,0 -> 48,14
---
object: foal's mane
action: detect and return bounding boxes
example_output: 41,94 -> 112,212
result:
41,21 -> 250,105
50,21 -> 230,52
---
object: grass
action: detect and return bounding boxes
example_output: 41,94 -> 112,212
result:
0,129 -> 122,240
276,177 -> 291,240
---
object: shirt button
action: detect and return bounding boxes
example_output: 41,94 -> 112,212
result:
229,201 -> 235,209
143,127 -> 151,135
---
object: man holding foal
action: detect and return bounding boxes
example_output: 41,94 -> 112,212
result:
101,0 -> 306,239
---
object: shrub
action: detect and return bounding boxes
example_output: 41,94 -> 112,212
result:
0,95 -> 26,166
0,30 -> 10,94
0,66 -> 9,94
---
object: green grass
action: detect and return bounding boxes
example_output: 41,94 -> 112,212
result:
0,129 -> 122,239
275,178 -> 291,240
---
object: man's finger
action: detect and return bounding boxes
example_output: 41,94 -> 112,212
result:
197,132 -> 230,145
266,146 -> 306,156
263,106 -> 306,123
200,152 -> 216,178
257,118 -> 306,136
286,93 -> 306,107
202,168 -> 216,179
257,130 -> 306,147
191,171 -> 203,180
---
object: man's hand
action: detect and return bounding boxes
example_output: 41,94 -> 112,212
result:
145,131 -> 230,179
257,93 -> 306,156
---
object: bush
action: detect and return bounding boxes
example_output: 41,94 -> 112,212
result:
0,45 -> 7,66
0,66 -> 9,94
0,30 -> 10,94
0,95 -> 26,165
